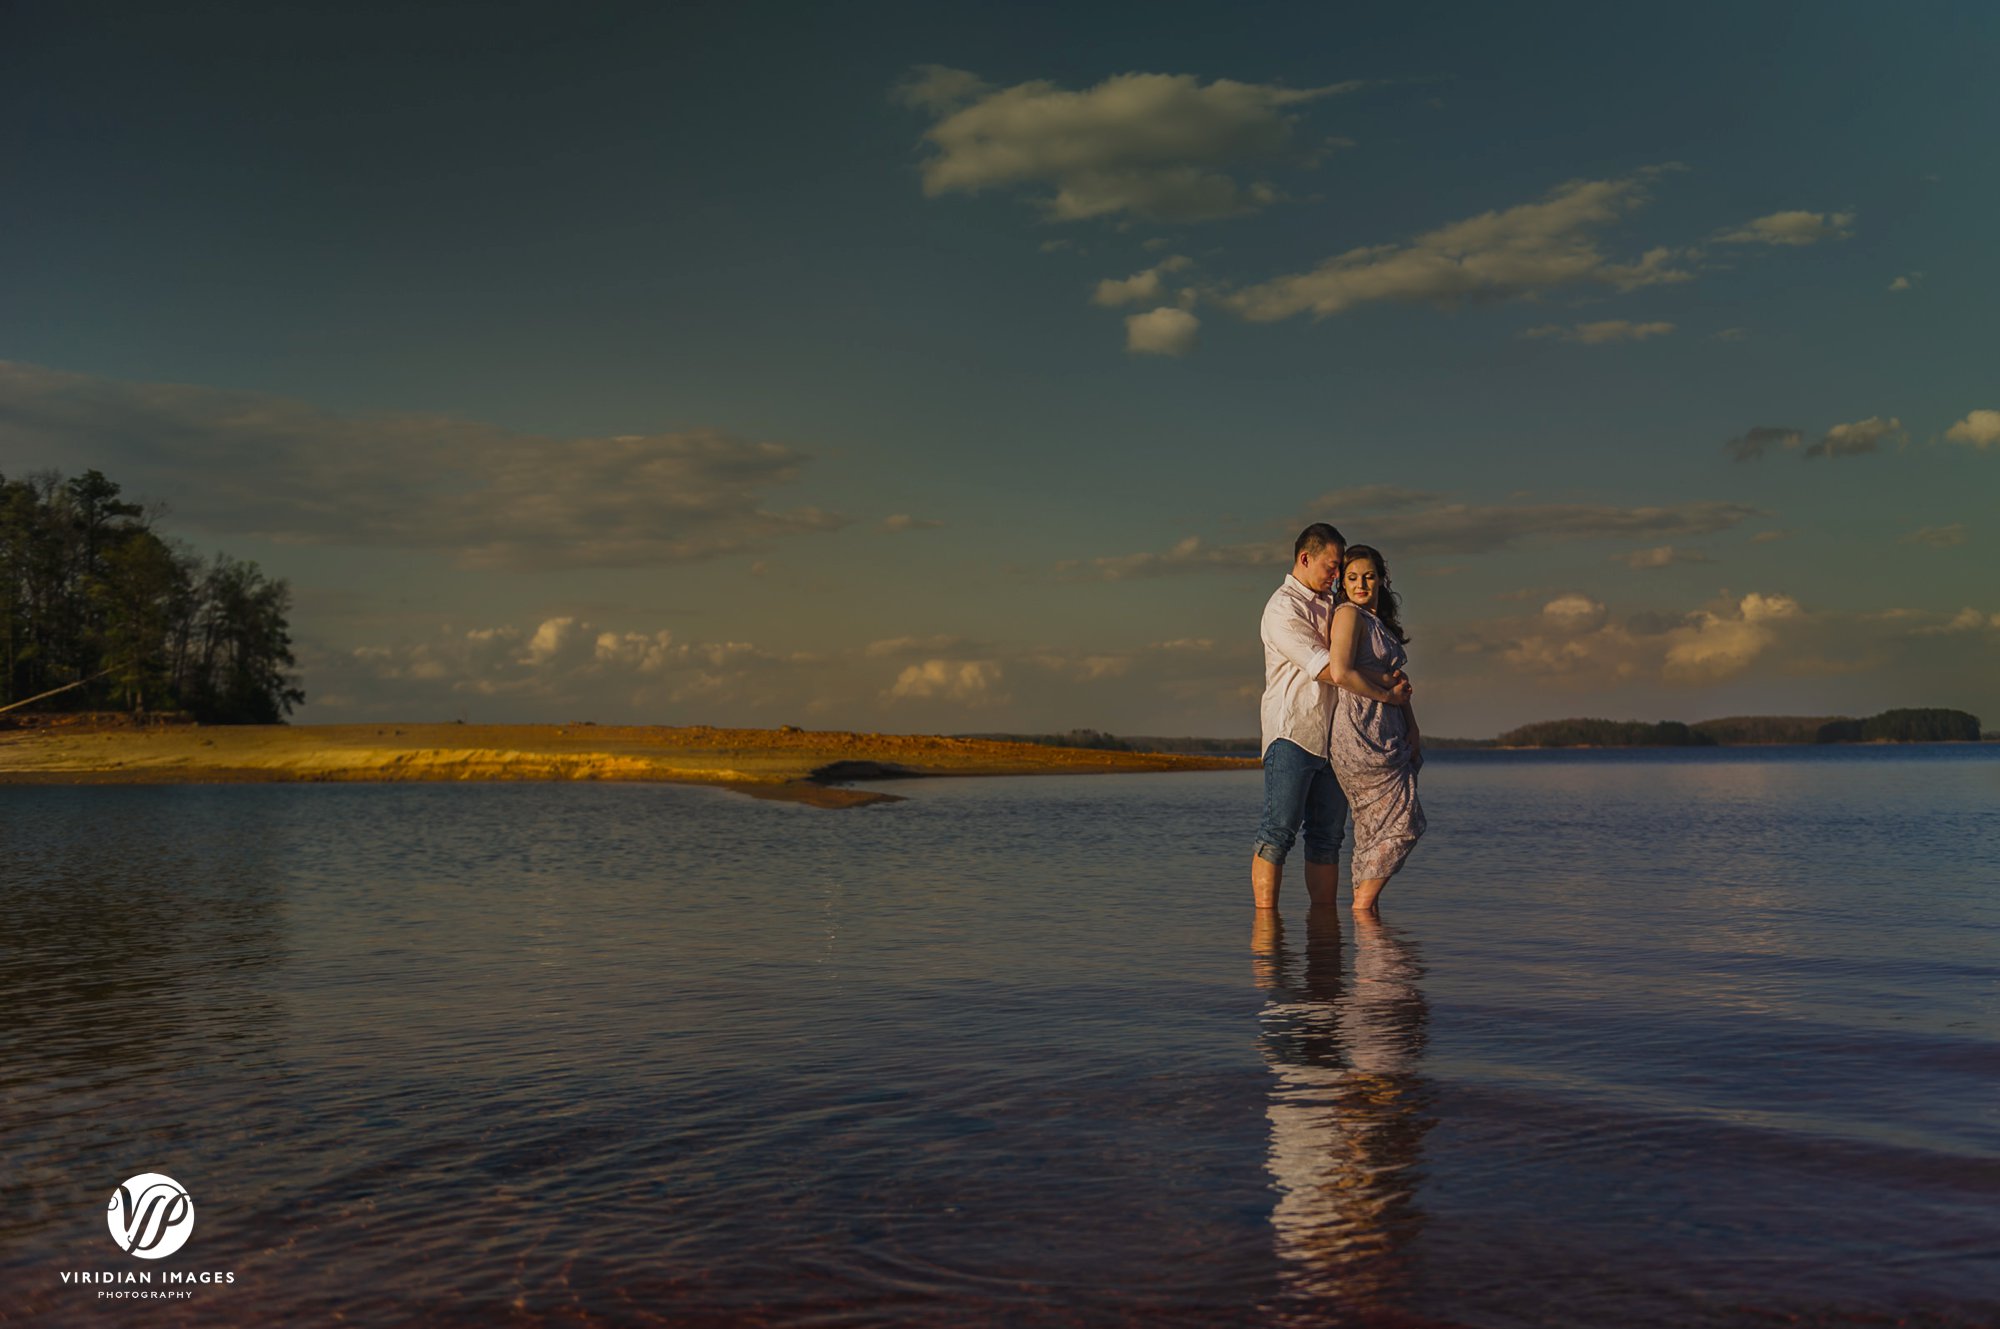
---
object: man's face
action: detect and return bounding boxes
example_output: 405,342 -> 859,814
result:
1297,543 -> 1343,593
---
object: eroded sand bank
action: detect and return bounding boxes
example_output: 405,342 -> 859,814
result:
0,719 -> 1256,807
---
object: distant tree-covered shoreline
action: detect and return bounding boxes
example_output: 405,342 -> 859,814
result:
1,468 -> 303,723
1492,709 -> 1981,748
965,707 -> 1985,754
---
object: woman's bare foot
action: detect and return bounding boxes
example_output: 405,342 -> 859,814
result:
1352,877 -> 1388,913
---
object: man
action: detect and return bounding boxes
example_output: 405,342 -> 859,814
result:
1252,523 -> 1410,909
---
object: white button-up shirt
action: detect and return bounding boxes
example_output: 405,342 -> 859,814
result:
1260,574 -> 1337,759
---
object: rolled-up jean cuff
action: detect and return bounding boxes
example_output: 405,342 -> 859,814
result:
1257,737 -> 1347,872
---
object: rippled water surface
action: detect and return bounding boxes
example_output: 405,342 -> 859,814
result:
4,747 -> 1998,1326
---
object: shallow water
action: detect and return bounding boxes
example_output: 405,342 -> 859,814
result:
3,746 -> 1997,1326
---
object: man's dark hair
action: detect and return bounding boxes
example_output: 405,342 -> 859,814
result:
1294,523 -> 1345,562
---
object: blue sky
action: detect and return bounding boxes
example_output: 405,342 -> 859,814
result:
4,1 -> 1995,737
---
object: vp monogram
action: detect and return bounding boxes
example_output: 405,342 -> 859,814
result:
106,1174 -> 195,1259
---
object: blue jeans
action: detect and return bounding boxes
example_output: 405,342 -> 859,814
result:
1254,738 -> 1347,866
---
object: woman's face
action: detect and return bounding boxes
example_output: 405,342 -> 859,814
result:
1342,558 -> 1381,607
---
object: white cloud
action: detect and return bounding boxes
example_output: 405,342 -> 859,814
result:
0,361 -> 845,570
1945,409 -> 2000,449
1739,592 -> 1802,623
593,629 -> 679,672
1663,593 -> 1799,682
1125,306 -> 1200,356
1712,210 -> 1855,246
1542,594 -> 1607,629
901,69 -> 1359,222
1916,607 -> 2000,635
1491,591 -> 1806,685
522,616 -> 590,668
1091,255 -> 1193,307
1806,415 -> 1904,459
1888,272 -> 1923,292
331,616 -> 783,712
885,658 -> 1003,704
1522,320 -> 1675,344
1222,175 -> 1693,323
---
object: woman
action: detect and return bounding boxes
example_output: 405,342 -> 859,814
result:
1327,544 -> 1425,913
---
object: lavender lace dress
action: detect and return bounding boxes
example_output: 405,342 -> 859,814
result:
1330,604 -> 1426,880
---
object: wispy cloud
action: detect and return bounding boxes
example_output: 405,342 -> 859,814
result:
1888,271 -> 1923,292
1092,256 -> 1193,307
1914,607 -> 2000,635
1712,210 -> 1855,246
1724,425 -> 1802,462
1489,591 -> 1805,685
1522,320 -> 1675,344
0,361 -> 845,570
1062,494 -> 1763,579
898,68 -> 1361,222
1806,415 -> 1904,459
1346,494 -> 1763,556
1058,534 -> 1280,581
1623,545 -> 1712,569
1312,484 -> 1436,513
1901,524 -> 1965,549
1220,174 -> 1693,323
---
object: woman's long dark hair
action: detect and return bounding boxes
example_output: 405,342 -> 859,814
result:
1340,544 -> 1409,643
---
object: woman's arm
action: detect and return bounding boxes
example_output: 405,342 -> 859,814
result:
1327,605 -> 1413,705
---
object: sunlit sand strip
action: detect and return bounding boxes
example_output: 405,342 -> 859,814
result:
0,722 -> 1256,808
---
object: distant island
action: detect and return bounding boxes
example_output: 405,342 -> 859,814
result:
1473,708 -> 1984,748
966,708 -> 1988,753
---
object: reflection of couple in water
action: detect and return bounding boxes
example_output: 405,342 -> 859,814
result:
1253,907 -> 1432,1318
1252,523 -> 1426,913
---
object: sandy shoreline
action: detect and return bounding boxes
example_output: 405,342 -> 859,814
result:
0,719 -> 1257,807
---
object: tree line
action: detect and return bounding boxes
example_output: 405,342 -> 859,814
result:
1494,709 -> 1982,748
1,469 -> 303,723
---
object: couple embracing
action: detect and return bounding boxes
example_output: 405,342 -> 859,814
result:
1252,523 -> 1425,914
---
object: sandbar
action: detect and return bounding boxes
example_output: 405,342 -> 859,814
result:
0,718 -> 1256,808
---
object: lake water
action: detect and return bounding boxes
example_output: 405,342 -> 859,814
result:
4,746 -> 1997,1327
